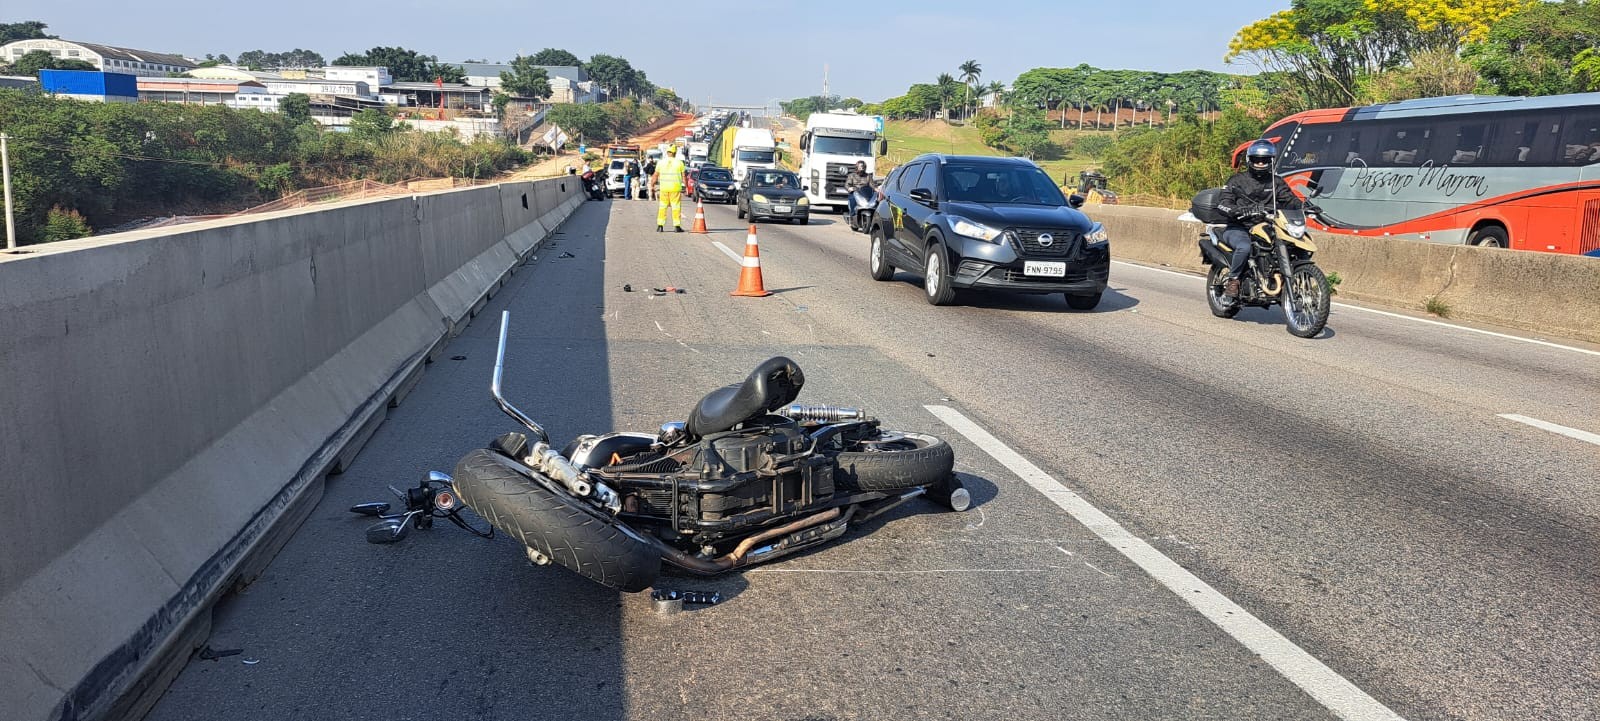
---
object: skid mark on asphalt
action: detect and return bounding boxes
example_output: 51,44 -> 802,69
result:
927,404 -> 1407,721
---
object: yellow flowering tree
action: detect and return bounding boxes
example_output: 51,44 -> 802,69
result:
1228,0 -> 1534,109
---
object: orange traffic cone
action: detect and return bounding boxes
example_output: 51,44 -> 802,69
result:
730,224 -> 771,298
690,199 -> 709,234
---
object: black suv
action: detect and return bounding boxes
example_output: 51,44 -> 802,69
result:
868,154 -> 1109,308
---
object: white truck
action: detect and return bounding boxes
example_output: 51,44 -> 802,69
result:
730,127 -> 778,190
687,141 -> 711,169
798,113 -> 886,212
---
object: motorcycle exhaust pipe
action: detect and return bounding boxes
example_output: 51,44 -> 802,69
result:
785,404 -> 866,423
652,507 -> 847,575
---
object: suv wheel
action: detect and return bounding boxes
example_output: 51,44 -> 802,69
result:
1065,291 -> 1102,311
869,227 -> 894,281
923,242 -> 957,306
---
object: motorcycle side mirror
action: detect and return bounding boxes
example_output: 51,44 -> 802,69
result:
365,517 -> 412,544
349,502 -> 390,516
1068,194 -> 1086,209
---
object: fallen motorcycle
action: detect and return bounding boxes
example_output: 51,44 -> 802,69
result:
441,311 -> 971,592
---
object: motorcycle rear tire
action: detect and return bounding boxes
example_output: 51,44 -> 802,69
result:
1205,265 -> 1241,319
452,448 -> 661,593
832,431 -> 955,491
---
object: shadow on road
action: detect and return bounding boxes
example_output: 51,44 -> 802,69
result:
145,201 -> 635,721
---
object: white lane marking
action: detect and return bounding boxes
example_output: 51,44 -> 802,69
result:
749,568 -> 1050,575
1110,259 -> 1600,357
926,404 -> 1406,721
712,241 -> 743,264
1497,414 -> 1600,447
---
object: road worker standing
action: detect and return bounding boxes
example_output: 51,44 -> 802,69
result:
654,144 -> 688,233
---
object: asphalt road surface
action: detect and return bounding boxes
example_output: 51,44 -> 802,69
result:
146,197 -> 1600,721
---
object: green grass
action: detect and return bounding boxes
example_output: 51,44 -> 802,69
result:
1424,295 -> 1452,317
880,119 -> 1105,188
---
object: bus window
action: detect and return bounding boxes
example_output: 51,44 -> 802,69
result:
1440,122 -> 1489,165
1379,125 -> 1430,165
1486,113 -> 1561,165
1562,111 -> 1600,164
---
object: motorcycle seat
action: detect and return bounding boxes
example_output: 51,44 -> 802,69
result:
686,357 -> 805,438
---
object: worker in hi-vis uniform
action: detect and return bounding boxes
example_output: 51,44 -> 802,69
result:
654,145 -> 687,233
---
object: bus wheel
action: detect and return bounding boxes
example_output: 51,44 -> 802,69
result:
1468,225 -> 1509,249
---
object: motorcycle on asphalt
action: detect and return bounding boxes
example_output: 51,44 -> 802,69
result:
1183,190 -> 1332,338
437,312 -> 972,592
848,185 -> 879,234
579,168 -> 606,201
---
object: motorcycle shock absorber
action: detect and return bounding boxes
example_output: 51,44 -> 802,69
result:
784,404 -> 867,423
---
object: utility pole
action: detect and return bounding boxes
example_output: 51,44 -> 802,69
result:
2,133 -> 14,250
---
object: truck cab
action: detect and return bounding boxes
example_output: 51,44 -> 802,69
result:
798,113 -> 887,211
730,127 -> 778,191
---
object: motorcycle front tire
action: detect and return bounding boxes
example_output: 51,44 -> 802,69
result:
452,448 -> 661,592
832,431 -> 955,491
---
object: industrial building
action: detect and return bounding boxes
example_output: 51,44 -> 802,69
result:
0,39 -> 192,77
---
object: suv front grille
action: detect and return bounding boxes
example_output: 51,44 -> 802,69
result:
1011,229 -> 1078,258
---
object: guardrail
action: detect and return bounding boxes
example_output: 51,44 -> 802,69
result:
0,176 -> 587,721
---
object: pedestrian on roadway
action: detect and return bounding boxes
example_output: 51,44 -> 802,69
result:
625,159 -> 640,200
642,157 -> 657,200
654,145 -> 688,233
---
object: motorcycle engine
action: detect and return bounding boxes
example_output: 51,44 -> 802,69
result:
685,418 -> 835,522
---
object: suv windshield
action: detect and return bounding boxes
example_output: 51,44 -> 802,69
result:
737,149 -> 776,163
749,170 -> 799,189
812,136 -> 873,156
700,169 -> 732,181
942,163 -> 1067,206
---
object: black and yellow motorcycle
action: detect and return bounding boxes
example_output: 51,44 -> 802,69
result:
1186,191 -> 1332,339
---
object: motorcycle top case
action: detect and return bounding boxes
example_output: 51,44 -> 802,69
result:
1190,188 -> 1232,225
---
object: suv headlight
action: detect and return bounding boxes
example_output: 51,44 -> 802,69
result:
797,197 -> 809,205
950,216 -> 1004,243
751,194 -> 769,203
1084,225 -> 1109,245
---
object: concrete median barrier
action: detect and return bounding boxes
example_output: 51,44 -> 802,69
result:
1092,205 -> 1600,344
0,176 -> 580,721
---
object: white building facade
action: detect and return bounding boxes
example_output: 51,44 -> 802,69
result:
0,39 -> 193,77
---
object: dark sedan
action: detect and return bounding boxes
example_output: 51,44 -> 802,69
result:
693,166 -> 737,204
868,154 -> 1109,308
737,169 -> 810,224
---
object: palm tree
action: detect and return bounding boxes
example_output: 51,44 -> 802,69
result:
936,73 -> 958,121
958,60 -> 982,120
985,80 -> 1006,111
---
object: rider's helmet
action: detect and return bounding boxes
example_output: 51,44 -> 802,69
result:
1245,140 -> 1277,181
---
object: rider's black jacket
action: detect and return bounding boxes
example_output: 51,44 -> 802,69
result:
1217,171 -> 1301,222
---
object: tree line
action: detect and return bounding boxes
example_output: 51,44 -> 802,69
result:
0,88 -> 529,245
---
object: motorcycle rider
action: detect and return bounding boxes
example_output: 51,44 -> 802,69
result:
845,160 -> 875,227
1216,140 -> 1302,297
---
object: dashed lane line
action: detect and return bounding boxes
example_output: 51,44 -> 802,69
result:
1497,414 -> 1600,447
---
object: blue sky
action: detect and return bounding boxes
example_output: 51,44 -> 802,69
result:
6,0 -> 1291,104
